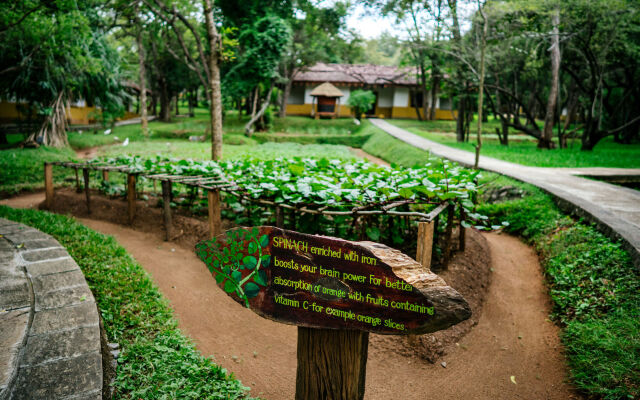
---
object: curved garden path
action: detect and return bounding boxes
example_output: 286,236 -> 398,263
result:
1,193 -> 581,399
371,119 -> 640,268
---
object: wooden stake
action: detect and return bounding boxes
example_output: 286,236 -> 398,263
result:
83,168 -> 91,214
295,327 -> 369,400
74,168 -> 82,193
127,173 -> 136,224
459,207 -> 466,252
161,180 -> 172,241
416,220 -> 435,269
102,170 -> 109,182
443,203 -> 454,267
275,206 -> 284,228
207,189 -> 222,239
44,163 -> 53,209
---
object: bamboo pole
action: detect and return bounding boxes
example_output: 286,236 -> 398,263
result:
83,168 -> 91,214
416,220 -> 435,269
161,180 -> 172,241
127,173 -> 136,224
44,163 -> 53,209
207,189 -> 222,239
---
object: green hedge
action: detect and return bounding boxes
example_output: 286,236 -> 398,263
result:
0,206 -> 252,399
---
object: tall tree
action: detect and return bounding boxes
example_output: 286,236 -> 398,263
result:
539,6 -> 560,149
143,0 -> 226,159
0,0 -> 126,147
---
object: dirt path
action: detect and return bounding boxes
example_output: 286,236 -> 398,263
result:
1,193 -> 580,399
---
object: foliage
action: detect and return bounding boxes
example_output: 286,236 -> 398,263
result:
0,0 -> 127,144
0,206 -> 251,399
0,146 -> 76,197
196,228 -> 270,307
347,90 -> 376,120
91,155 -> 480,211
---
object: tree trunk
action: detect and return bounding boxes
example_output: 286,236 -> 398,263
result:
456,95 -> 466,142
245,83 -> 274,136
159,74 -> 171,122
203,0 -> 223,161
280,79 -> 292,119
136,28 -> 148,136
175,94 -> 180,115
295,327 -> 369,400
540,9 -> 560,149
429,74 -> 439,120
475,6 -> 488,169
25,91 -> 69,147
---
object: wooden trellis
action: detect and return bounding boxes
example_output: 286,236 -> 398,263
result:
45,161 -> 467,268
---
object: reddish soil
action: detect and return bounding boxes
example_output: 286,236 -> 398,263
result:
1,191 -> 581,400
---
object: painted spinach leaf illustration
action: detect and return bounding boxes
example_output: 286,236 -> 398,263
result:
196,227 -> 270,308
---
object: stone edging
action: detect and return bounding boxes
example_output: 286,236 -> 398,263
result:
0,218 -> 102,400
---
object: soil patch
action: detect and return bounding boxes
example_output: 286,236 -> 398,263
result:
1,191 -> 581,399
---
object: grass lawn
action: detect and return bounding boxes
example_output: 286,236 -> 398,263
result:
389,119 -> 640,168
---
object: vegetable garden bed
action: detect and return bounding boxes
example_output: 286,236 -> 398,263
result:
45,156 -> 496,268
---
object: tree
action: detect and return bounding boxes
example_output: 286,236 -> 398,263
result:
474,1 -> 488,169
143,0 -> 226,160
0,0 -> 126,147
278,1 -> 349,118
348,90 -> 376,120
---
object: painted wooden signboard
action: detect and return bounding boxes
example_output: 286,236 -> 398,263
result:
195,226 -> 470,335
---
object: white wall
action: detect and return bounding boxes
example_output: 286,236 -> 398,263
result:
337,86 -> 350,103
377,88 -> 393,107
393,87 -> 410,107
304,87 -> 315,104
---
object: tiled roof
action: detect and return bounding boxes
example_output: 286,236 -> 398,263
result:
293,63 -> 418,86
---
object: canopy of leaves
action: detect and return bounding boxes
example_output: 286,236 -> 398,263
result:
348,90 -> 377,119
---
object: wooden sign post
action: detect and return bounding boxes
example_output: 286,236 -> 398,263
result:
196,227 -> 471,400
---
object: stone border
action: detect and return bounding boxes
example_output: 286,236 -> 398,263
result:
0,218 -> 102,400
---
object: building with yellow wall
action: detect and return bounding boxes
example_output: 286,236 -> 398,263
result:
285,63 -> 457,120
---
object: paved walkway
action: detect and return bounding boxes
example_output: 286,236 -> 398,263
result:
371,119 -> 640,268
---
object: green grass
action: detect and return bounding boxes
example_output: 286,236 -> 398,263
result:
362,131 -> 639,399
97,140 -> 356,161
0,146 -> 77,196
0,206 -> 251,399
388,119 -> 640,168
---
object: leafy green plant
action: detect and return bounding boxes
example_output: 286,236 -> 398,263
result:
196,228 -> 270,307
348,90 -> 376,120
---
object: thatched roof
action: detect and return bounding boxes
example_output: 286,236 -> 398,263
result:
294,63 -> 419,87
309,82 -> 344,97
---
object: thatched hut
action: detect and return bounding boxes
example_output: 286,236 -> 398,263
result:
309,82 -> 344,119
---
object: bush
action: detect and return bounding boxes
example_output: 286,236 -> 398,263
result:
347,90 -> 376,120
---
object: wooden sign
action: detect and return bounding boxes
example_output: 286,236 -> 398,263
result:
195,226 -> 470,335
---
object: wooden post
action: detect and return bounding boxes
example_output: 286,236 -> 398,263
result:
443,203 -> 454,267
275,206 -> 284,228
161,180 -> 172,241
416,220 -> 435,269
83,168 -> 91,214
459,206 -> 466,252
295,327 -> 369,400
74,167 -> 82,193
207,189 -> 222,239
127,173 -> 136,224
44,162 -> 53,209
102,170 -> 109,182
